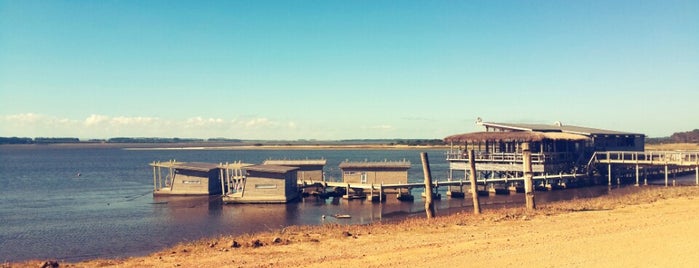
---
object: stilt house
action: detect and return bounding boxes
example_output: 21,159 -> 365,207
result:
444,120 -> 645,180
222,164 -> 300,204
262,159 -> 326,182
151,161 -> 222,196
339,160 -> 411,185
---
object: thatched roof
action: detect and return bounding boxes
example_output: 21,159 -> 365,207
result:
444,131 -> 590,143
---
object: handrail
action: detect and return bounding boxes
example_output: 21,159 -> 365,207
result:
591,151 -> 699,166
446,150 -> 575,164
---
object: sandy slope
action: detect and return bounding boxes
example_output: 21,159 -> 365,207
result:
8,187 -> 699,268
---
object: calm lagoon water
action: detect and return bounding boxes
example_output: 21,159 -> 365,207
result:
1,145 -> 684,262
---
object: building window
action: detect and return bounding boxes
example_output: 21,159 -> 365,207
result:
255,184 -> 277,189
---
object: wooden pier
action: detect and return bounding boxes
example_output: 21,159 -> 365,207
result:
589,151 -> 699,187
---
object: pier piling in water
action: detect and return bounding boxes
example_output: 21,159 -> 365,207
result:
420,152 -> 435,219
522,143 -> 536,210
468,150 -> 481,215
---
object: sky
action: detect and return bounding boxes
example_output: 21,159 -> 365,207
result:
1,0 -> 697,140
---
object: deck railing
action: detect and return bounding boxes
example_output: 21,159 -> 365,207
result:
446,150 -> 574,164
591,151 -> 699,166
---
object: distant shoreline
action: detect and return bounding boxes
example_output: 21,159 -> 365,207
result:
0,142 -> 451,150
3,142 -> 697,151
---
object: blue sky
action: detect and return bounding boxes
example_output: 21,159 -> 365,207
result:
1,1 -> 697,140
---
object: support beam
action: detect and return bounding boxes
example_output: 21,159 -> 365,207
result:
665,165 -> 669,187
635,164 -> 640,186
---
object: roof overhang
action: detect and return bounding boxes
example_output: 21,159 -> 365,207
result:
444,131 -> 590,143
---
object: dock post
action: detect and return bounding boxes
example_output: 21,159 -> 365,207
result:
468,150 -> 481,214
665,165 -> 669,187
220,165 -> 225,195
380,183 -> 384,202
152,163 -> 157,191
420,152 -> 435,219
635,164 -> 640,186
522,143 -> 536,210
695,166 -> 698,186
608,163 -> 612,186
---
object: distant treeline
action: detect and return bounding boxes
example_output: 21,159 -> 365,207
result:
646,129 -> 699,144
0,137 -> 243,144
0,137 -> 81,144
341,139 -> 446,146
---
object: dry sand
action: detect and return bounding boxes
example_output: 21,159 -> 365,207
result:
7,186 -> 699,268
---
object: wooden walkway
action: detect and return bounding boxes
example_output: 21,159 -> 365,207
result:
589,151 -> 699,186
299,172 -> 587,200
590,151 -> 699,166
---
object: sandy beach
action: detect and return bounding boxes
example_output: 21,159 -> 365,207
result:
7,186 -> 698,268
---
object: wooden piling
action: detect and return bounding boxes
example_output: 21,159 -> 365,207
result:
522,143 -> 536,210
468,150 -> 481,215
152,163 -> 157,191
420,152 -> 435,219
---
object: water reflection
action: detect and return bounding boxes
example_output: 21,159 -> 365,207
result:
147,184 -> 635,241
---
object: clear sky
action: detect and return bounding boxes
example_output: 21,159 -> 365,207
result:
1,0 -> 697,140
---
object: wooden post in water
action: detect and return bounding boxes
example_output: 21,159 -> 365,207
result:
152,163 -> 157,191
522,143 -> 536,210
608,162 -> 612,186
219,165 -> 225,195
420,152 -> 436,219
468,150 -> 481,214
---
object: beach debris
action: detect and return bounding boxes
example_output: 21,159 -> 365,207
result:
231,241 -> 241,248
250,239 -> 264,248
272,237 -> 282,244
342,231 -> 352,237
40,260 -> 59,268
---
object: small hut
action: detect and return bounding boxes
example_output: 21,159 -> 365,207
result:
262,159 -> 326,182
151,161 -> 222,196
222,164 -> 300,204
338,160 -> 411,185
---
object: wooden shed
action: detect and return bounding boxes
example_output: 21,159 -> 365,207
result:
262,159 -> 326,182
338,160 -> 411,185
222,164 -> 300,204
151,161 -> 222,196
